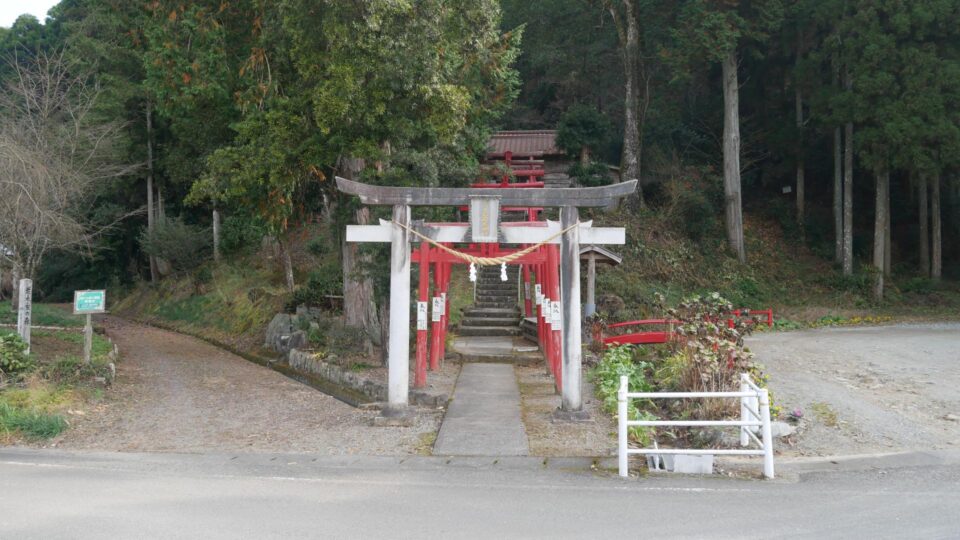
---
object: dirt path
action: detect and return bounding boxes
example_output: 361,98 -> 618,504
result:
54,318 -> 440,454
748,323 -> 960,457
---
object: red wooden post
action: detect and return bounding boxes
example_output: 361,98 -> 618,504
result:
548,244 -> 563,391
440,261 -> 451,366
536,256 -> 551,375
414,245 -> 430,388
541,252 -> 552,374
522,263 -> 533,317
429,256 -> 443,371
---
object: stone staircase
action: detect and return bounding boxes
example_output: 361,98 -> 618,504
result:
543,172 -> 572,188
458,265 -> 521,337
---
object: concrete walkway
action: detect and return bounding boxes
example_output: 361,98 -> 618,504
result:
433,363 -> 529,456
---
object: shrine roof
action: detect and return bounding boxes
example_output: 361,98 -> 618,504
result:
487,130 -> 562,158
580,245 -> 622,265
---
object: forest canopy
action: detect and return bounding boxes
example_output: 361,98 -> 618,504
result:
0,0 -> 957,305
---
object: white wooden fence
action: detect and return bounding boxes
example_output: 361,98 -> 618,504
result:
618,373 -> 774,479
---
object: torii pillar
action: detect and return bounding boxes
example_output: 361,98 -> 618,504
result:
559,206 -> 584,413
387,204 -> 411,412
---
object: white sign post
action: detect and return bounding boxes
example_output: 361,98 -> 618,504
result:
74,290 -> 107,365
16,279 -> 32,354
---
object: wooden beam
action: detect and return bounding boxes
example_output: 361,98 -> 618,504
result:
336,177 -> 637,207
346,221 -> 626,245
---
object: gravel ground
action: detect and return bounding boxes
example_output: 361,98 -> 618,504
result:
748,323 -> 960,457
516,364 -> 617,456
51,318 -> 447,455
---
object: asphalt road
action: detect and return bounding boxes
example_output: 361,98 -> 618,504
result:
2,449 -> 959,539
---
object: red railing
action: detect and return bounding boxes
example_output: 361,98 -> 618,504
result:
597,311 -> 774,348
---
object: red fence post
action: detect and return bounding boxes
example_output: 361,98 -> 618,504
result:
414,245 -> 430,388
429,257 -> 443,371
547,244 -> 563,392
439,260 -> 451,367
522,262 -> 533,317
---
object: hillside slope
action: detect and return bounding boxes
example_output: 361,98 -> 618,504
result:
115,207 -> 960,354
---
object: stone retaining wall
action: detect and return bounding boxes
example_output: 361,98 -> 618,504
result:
287,349 -> 387,403
287,349 -> 449,409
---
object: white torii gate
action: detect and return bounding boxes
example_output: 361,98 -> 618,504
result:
337,177 -> 636,417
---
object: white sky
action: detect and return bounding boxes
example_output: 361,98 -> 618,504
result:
1,0 -> 60,28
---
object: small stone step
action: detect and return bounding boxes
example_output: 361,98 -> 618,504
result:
457,326 -> 521,337
461,317 -> 521,327
475,292 -> 517,299
463,307 -> 520,318
475,284 -> 517,292
474,302 -> 519,309
476,294 -> 516,303
475,282 -> 517,289
459,353 -> 540,365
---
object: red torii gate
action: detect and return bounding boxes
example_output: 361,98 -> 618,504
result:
410,235 -> 564,392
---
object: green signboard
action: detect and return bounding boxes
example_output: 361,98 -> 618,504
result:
74,290 -> 107,314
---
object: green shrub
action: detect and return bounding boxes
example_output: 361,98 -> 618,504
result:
220,215 -> 267,256
901,277 -> 936,294
307,318 -> 367,356
139,218 -> 212,273
306,237 -> 332,257
568,161 -> 613,187
291,262 -> 342,308
0,334 -> 33,378
659,171 -> 723,241
556,105 -> 612,160
590,345 -> 656,445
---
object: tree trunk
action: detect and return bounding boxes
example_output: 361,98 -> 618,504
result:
9,264 -> 18,310
617,0 -> 643,206
340,157 -> 382,345
795,33 -> 804,240
842,67 -> 854,276
146,101 -> 158,283
931,173 -> 942,281
884,186 -> 891,278
832,57 -> 843,263
842,132 -> 854,275
918,175 -> 929,276
873,169 -> 889,300
278,236 -> 295,292
722,49 -> 746,264
579,146 -> 590,167
834,126 -> 843,262
212,208 -> 222,263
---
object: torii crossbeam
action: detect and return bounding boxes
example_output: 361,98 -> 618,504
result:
337,177 -> 636,417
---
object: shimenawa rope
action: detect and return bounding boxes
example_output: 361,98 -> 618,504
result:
391,220 -> 579,266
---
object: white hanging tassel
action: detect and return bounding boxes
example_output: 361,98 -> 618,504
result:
469,262 -> 477,282
500,262 -> 508,281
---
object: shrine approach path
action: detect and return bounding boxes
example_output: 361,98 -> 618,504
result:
52,317 -> 440,454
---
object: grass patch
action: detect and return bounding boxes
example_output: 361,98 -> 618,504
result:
414,431 -> 437,456
0,401 -> 67,439
810,401 -> 839,427
0,325 -> 116,444
0,303 -> 83,328
349,362 -> 375,372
